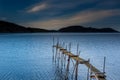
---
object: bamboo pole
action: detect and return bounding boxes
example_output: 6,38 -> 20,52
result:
54,45 -> 106,80
87,59 -> 90,80
52,37 -> 55,62
75,61 -> 79,80
103,57 -> 106,73
65,56 -> 71,80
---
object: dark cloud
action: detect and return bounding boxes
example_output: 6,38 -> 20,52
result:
0,0 -> 120,31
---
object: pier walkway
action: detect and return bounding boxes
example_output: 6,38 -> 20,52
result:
52,39 -> 106,80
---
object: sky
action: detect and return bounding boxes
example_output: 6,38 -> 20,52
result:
0,0 -> 120,31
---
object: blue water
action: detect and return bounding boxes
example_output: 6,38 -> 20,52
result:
0,33 -> 120,80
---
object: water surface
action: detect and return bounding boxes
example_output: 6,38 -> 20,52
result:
0,33 -> 119,80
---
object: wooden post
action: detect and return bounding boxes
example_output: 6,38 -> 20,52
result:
69,42 -> 71,52
53,41 -> 106,80
87,59 -> 90,80
76,43 -> 79,55
55,40 -> 59,63
62,42 -> 65,48
75,61 -> 79,80
53,37 -> 55,45
57,49 -> 60,68
64,45 -> 67,69
61,52 -> 64,71
66,44 -> 68,51
65,43 -> 72,80
65,56 -> 71,80
103,57 -> 106,73
52,37 -> 55,62
90,63 -> 92,80
57,40 -> 61,66
61,42 -> 64,68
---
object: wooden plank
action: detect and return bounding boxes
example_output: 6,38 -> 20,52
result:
54,45 -> 106,80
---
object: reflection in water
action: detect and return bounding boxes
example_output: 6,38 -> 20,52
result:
53,65 -> 66,80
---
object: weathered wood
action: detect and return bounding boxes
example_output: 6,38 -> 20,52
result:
65,56 -> 71,80
55,45 -> 106,80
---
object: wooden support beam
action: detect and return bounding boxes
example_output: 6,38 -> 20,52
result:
75,61 -> 79,80
87,59 -> 90,80
54,45 -> 106,80
65,56 -> 70,80
52,37 -> 55,62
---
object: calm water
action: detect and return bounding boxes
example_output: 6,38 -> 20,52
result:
0,33 -> 120,80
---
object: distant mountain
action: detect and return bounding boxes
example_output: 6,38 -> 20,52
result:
58,26 -> 118,32
0,20 -> 118,33
0,20 -> 49,33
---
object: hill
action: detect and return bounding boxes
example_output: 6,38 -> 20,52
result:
58,26 -> 118,32
0,21 -> 118,33
0,20 -> 49,33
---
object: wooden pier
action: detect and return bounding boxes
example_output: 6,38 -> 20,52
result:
52,38 -> 106,80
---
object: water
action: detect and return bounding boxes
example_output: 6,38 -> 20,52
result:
0,33 -> 120,80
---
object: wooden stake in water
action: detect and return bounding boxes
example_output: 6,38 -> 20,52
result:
65,56 -> 71,80
62,42 -> 65,48
52,37 -> 55,62
55,38 -> 59,63
87,59 -> 90,80
75,61 -> 79,80
64,45 -> 68,68
90,63 -> 92,80
103,57 -> 106,73
53,40 -> 106,80
69,42 -> 71,52
61,42 -> 65,68
76,43 -> 79,55
65,42 -> 71,80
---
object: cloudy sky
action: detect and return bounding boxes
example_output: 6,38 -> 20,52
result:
0,0 -> 120,30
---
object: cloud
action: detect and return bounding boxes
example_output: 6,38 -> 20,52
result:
94,0 -> 120,10
49,0 -> 93,9
100,0 -> 120,6
71,9 -> 120,23
25,0 -> 96,14
0,17 -> 7,20
25,9 -> 120,30
27,3 -> 47,13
